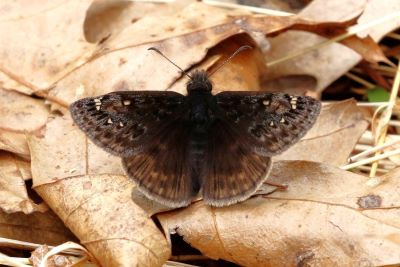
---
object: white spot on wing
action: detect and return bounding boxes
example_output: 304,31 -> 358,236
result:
290,96 -> 298,109
94,98 -> 103,111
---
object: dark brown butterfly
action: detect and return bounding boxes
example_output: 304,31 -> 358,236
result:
70,46 -> 321,208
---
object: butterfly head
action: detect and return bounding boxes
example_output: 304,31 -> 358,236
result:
187,70 -> 212,93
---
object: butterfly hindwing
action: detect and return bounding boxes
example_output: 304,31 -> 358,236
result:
215,91 -> 321,156
122,119 -> 200,208
203,119 -> 272,206
70,91 -> 185,157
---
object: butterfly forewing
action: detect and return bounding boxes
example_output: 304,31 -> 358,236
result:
70,91 -> 185,157
215,91 -> 321,156
203,119 -> 272,206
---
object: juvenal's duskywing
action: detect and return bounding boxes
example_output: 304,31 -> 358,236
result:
70,46 -> 321,208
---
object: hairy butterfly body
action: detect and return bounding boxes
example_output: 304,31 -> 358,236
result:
70,48 -> 321,208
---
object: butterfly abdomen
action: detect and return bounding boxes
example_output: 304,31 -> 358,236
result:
187,132 -> 207,185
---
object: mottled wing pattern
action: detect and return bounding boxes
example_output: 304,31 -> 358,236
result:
122,120 -> 199,208
215,92 -> 321,156
203,119 -> 272,206
70,91 -> 185,157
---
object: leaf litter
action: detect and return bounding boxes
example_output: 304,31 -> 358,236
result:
158,161 -> 400,267
0,0 -> 400,266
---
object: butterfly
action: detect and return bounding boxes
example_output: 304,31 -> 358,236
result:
69,46 -> 321,208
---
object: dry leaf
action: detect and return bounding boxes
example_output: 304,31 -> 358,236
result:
158,161 -> 400,267
275,99 -> 369,165
2,2 -> 397,266
0,0 -> 96,94
261,74 -> 317,95
28,115 -> 170,266
0,0 -> 386,99
84,0 -> 193,43
46,2 -> 372,108
265,0 -> 400,93
340,35 -> 392,65
28,115 -> 124,186
0,152 -> 47,214
0,88 -> 48,131
0,1 -> 377,102
0,209 -> 76,246
357,0 -> 400,40
0,88 -> 49,158
0,71 -> 32,95
0,131 -> 30,160
175,34 -> 268,94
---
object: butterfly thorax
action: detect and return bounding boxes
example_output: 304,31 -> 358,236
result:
186,71 -> 216,133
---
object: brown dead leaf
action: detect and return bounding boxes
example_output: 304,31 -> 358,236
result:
0,0 -> 388,100
84,0 -> 193,43
244,15 -> 390,66
340,35 -> 392,65
158,161 -> 400,267
169,34 -> 268,94
357,0 -> 400,40
3,2 -> 396,266
261,74 -> 317,95
265,0 -> 400,93
0,152 -> 47,214
0,71 -> 32,95
275,99 -> 369,165
46,2 -> 373,108
0,0 -> 96,94
208,36 -> 267,93
0,89 -> 48,132
0,0 -> 378,103
0,131 -> 30,160
28,115 -> 170,266
0,88 -> 49,158
28,115 -> 123,186
0,209 -> 77,246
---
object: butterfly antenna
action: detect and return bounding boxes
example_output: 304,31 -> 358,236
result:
208,45 -> 253,77
148,47 -> 192,79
